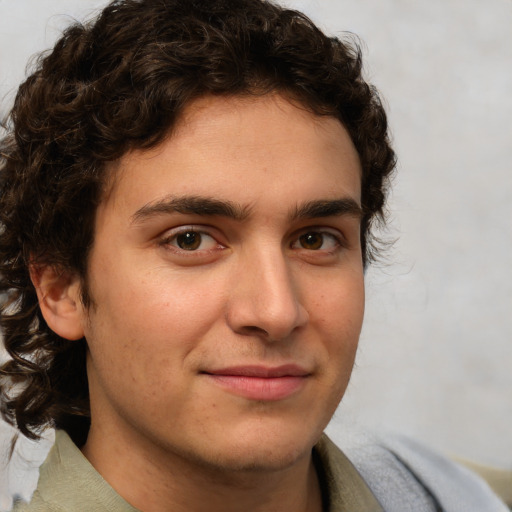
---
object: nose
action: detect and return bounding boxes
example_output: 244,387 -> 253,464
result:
226,246 -> 309,342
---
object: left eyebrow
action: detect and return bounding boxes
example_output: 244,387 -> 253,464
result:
291,198 -> 363,220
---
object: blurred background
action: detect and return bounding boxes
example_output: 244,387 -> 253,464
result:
1,0 -> 511,508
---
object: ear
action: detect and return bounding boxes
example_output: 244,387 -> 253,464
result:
30,264 -> 85,341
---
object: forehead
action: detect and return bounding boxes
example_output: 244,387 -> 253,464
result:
101,93 -> 361,218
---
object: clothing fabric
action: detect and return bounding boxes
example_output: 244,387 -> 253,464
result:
12,430 -> 508,512
337,431 -> 509,512
12,431 -> 138,512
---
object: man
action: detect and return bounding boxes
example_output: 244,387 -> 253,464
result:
0,0 -> 507,511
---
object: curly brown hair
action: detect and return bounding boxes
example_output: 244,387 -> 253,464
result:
0,0 -> 395,446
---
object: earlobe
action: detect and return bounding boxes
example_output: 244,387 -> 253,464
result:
29,265 -> 85,341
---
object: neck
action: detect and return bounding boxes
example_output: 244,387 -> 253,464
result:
82,424 -> 324,512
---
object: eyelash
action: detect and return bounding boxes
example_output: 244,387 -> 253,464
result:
291,230 -> 344,253
158,227 -> 224,255
158,226 -> 345,253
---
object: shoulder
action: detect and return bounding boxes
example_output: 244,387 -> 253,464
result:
11,430 -> 139,512
329,430 -> 509,512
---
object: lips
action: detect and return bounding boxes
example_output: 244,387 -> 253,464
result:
202,365 -> 310,401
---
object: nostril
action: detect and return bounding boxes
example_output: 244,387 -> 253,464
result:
241,325 -> 270,338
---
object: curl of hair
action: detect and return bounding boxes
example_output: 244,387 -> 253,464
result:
0,0 -> 396,444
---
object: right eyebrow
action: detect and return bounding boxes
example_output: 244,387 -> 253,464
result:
130,195 -> 251,224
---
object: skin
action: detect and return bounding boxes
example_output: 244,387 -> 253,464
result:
36,93 -> 365,512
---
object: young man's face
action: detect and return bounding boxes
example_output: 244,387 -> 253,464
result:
75,93 -> 364,473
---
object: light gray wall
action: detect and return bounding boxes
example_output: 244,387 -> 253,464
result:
1,0 -> 511,507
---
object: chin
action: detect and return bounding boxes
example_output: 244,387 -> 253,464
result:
187,422 -> 323,474
201,445 -> 308,474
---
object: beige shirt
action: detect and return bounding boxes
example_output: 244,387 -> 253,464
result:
13,430 -> 383,511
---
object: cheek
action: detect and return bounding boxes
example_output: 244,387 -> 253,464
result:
135,272 -> 228,338
86,266 -> 227,354
313,272 -> 365,334
311,272 -> 365,374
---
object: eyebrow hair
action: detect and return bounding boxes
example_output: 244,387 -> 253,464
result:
291,198 -> 363,220
131,195 -> 251,224
131,195 -> 362,225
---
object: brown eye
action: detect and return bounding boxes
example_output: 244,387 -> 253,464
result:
176,231 -> 202,250
163,229 -> 220,252
292,231 -> 340,252
299,232 -> 324,250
